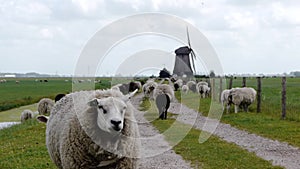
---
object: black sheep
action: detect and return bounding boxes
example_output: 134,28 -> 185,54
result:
155,93 -> 170,120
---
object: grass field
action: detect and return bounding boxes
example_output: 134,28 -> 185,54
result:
0,77 -> 298,168
0,78 -> 111,112
140,97 -> 283,169
176,77 -> 300,148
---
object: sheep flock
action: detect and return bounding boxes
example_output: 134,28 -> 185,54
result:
24,77 -> 257,169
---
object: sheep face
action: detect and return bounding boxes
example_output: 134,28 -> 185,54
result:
88,97 -> 127,133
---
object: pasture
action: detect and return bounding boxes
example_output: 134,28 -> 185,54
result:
0,78 -> 111,112
177,77 -> 300,147
0,77 -> 299,168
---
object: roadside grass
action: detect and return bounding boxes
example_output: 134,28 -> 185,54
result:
0,78 -> 111,112
152,118 -> 283,169
0,104 -> 37,122
0,119 -> 56,169
139,97 -> 283,169
175,77 -> 300,148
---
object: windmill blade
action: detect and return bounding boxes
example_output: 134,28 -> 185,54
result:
186,26 -> 191,48
190,50 -> 196,73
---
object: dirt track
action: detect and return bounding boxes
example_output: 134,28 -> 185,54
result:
132,93 -> 300,169
131,94 -> 192,169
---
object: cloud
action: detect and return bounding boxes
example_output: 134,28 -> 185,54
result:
0,0 -> 299,75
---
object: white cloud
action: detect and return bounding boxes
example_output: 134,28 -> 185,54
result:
39,28 -> 54,39
0,0 -> 300,75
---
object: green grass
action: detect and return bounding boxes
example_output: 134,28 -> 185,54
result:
138,97 -> 283,168
0,104 -> 37,122
151,115 -> 283,169
175,77 -> 300,148
0,77 -> 111,112
0,119 -> 56,169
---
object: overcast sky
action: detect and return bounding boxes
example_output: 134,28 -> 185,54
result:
0,0 -> 299,76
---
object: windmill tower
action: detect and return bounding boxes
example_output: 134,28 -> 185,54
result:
173,27 -> 196,77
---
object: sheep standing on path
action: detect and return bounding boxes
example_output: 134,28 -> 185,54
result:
37,98 -> 54,115
229,87 -> 257,113
153,84 -> 174,120
37,89 -> 140,169
20,109 -> 33,122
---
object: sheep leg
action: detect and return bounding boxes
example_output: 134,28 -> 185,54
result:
226,104 -> 230,114
165,111 -> 167,120
234,105 -> 238,113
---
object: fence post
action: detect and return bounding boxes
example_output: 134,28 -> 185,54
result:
242,77 -> 246,87
281,77 -> 287,119
256,77 -> 262,113
229,77 -> 233,89
219,78 -> 223,102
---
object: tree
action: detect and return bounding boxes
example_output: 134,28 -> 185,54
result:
209,70 -> 216,78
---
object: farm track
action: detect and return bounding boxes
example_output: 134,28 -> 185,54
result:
168,100 -> 300,169
131,94 -> 193,169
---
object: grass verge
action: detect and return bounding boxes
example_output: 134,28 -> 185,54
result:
0,119 -> 56,169
140,97 -> 283,169
176,91 -> 300,148
152,118 -> 283,169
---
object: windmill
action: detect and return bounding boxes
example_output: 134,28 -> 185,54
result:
173,27 -> 197,77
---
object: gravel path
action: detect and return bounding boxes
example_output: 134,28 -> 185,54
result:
131,94 -> 192,169
168,102 -> 300,169
0,122 -> 20,130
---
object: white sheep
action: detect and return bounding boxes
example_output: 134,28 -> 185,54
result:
196,82 -> 210,98
174,79 -> 183,91
221,89 -> 231,113
181,85 -> 189,94
229,87 -> 257,113
111,84 -> 122,91
37,98 -> 54,115
153,84 -> 174,119
186,81 -> 197,93
20,109 -> 33,122
142,81 -> 158,99
37,89 -> 140,169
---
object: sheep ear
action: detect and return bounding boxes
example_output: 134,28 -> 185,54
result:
37,115 -> 48,123
88,98 -> 98,107
123,89 -> 138,102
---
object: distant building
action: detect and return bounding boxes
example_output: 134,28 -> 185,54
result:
4,74 -> 16,78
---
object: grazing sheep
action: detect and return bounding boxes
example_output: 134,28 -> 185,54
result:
196,82 -> 210,98
181,85 -> 189,94
118,83 -> 130,94
186,81 -> 197,93
20,109 -> 33,122
129,81 -> 141,92
153,84 -> 174,120
37,98 -> 54,115
54,94 -> 66,103
37,89 -> 140,169
221,89 -> 231,113
228,87 -> 257,113
142,81 -> 158,99
173,79 -> 183,91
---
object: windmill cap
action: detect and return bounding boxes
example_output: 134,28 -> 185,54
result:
175,46 -> 192,55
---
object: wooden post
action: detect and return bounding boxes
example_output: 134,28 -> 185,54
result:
211,78 -> 215,101
242,77 -> 246,87
219,78 -> 223,102
256,77 -> 262,113
229,77 -> 233,89
281,77 -> 287,119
